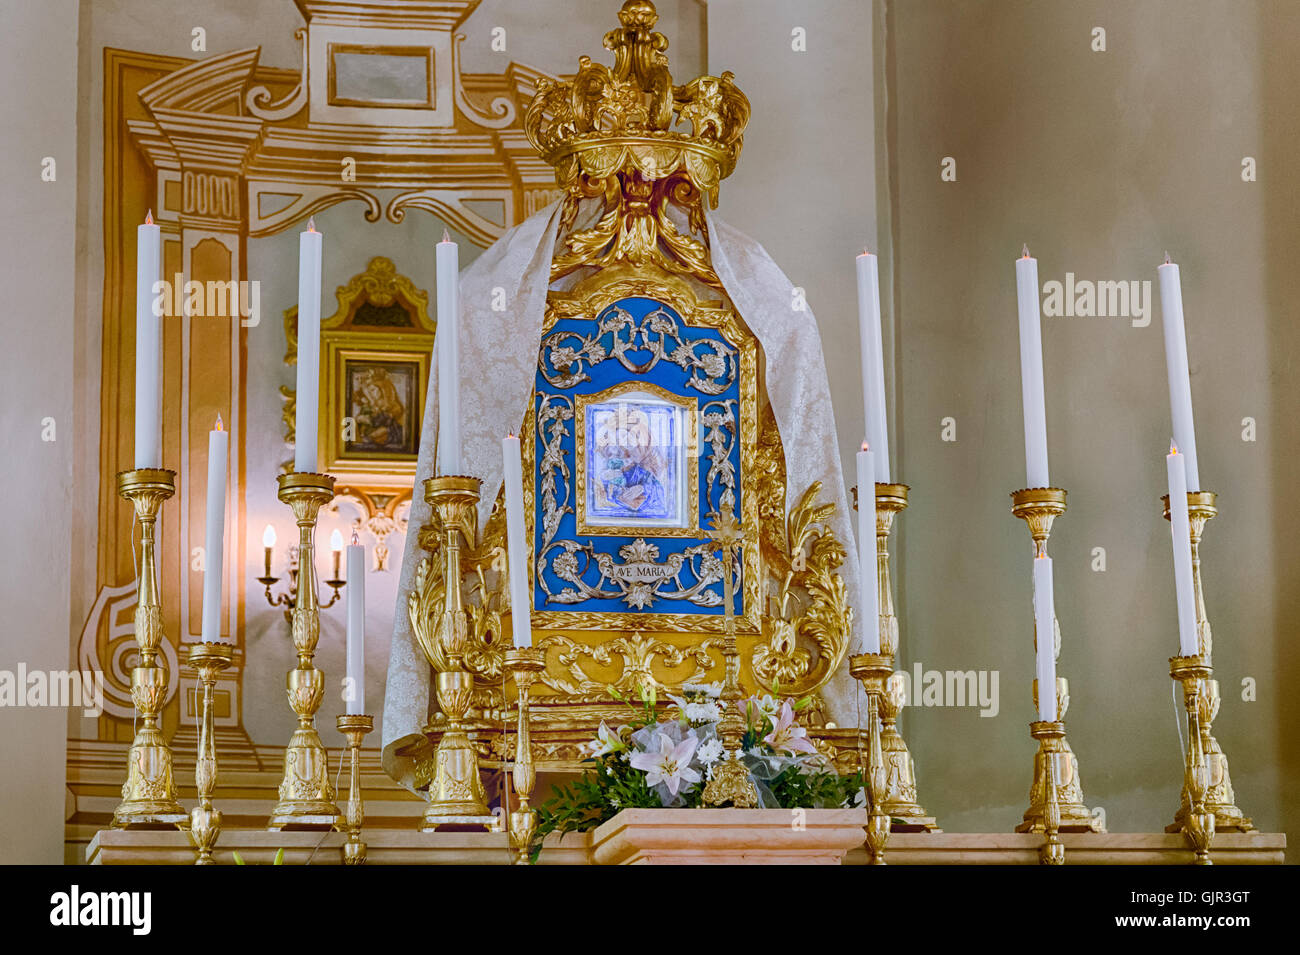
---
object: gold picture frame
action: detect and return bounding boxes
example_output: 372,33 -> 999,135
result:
575,380 -> 701,538
284,256 -> 436,492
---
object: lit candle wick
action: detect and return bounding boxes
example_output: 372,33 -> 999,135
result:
145,209 -> 154,226
215,413 -> 224,432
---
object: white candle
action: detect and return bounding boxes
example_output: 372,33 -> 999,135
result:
329,528 -> 344,582
262,523 -> 276,577
1157,257 -> 1201,491
200,416 -> 229,643
1031,555 -> 1058,722
345,532 -> 365,715
502,434 -> 531,647
294,219 -> 322,473
856,445 -> 880,654
1015,247 -> 1050,489
1166,445 -> 1199,656
436,231 -> 463,475
135,212 -> 162,469
855,252 -> 890,483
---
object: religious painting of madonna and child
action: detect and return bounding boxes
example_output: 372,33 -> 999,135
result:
576,386 -> 698,536
342,358 -> 420,457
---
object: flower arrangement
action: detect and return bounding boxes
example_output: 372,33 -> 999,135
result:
531,683 -> 864,859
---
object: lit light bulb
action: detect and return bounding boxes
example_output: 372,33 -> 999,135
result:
263,524 -> 276,548
330,529 -> 344,552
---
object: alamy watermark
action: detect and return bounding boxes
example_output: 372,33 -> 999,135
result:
151,275 -> 261,327
0,665 -> 104,717
894,663 -> 1000,717
1040,272 -> 1153,327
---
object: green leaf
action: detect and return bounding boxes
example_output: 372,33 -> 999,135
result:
232,850 -> 246,866
273,847 -> 285,866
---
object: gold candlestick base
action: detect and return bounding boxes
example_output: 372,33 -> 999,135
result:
421,475 -> 497,831
114,468 -> 187,829
1170,655 -> 1216,865
1017,719 -> 1101,833
188,641 -> 233,864
850,653 -> 893,864
336,713 -> 374,865
269,471 -> 341,830
1010,488 -> 1103,834
1160,492 -> 1253,833
505,647 -> 545,864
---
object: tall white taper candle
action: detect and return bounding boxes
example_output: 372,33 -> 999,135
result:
1015,247 -> 1050,489
437,231 -> 462,475
1166,445 -> 1199,656
1008,250 -> 1050,488
294,219 -> 322,472
345,533 -> 365,714
135,212 -> 162,469
1157,257 -> 1201,491
857,445 -> 880,654
1032,555 -> 1058,722
856,252 -> 890,483
503,434 -> 531,647
200,416 -> 229,643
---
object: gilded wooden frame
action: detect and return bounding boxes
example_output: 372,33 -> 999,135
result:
522,265 -> 761,636
574,379 -> 701,538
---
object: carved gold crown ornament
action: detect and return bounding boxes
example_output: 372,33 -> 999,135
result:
526,0 -> 751,285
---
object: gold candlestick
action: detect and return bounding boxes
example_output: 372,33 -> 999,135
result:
850,652 -> 893,864
505,647 -> 546,864
113,468 -> 187,828
187,641 -> 233,864
336,714 -> 374,865
1160,492 -> 1252,832
269,471 -> 341,830
421,475 -> 497,830
1010,487 -> 1103,833
861,482 -> 937,830
1170,655 -> 1216,864
1038,724 -> 1065,865
701,510 -> 759,808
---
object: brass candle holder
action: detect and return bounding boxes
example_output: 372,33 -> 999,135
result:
862,482 -> 937,830
268,471 -> 341,830
113,468 -> 187,829
850,652 -> 893,864
1159,491 -> 1252,832
505,646 -> 546,864
701,510 -> 760,808
1039,724 -> 1065,865
187,641 -> 233,864
1010,487 -> 1102,833
336,713 -> 374,865
421,475 -> 497,830
1169,654 -> 1216,864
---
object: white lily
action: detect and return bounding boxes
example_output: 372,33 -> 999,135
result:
581,721 -> 626,758
763,700 -> 818,756
629,732 -> 702,796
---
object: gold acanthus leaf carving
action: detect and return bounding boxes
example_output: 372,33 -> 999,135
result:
753,405 -> 852,698
536,630 -> 723,698
408,489 -> 509,686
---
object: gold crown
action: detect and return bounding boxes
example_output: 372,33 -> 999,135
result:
525,0 -> 750,207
